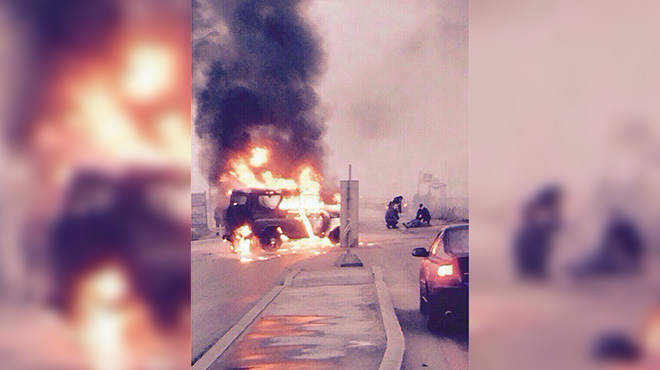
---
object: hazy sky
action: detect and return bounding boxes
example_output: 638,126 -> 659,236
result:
192,0 -> 468,199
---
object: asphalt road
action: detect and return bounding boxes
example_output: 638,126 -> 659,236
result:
191,239 -> 321,362
191,208 -> 468,369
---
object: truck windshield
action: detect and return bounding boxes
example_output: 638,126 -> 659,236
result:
444,227 -> 468,255
258,194 -> 282,209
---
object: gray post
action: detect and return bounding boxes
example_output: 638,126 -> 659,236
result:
337,165 -> 362,267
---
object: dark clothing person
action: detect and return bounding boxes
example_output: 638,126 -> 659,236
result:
385,208 -> 399,229
592,333 -> 640,362
569,213 -> 644,278
514,218 -> 555,279
421,208 -> 431,224
513,186 -> 561,280
405,204 -> 431,228
415,204 -> 432,224
391,196 -> 404,214
601,215 -> 643,269
403,219 -> 424,229
213,206 -> 223,236
213,207 -> 222,228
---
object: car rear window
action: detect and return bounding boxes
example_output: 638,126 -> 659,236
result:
444,227 -> 468,255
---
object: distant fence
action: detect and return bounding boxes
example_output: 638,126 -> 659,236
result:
191,192 -> 208,229
430,197 -> 469,222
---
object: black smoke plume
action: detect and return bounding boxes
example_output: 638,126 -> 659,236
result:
194,0 -> 326,183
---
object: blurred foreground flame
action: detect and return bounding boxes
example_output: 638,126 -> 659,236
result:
0,1 -> 191,369
30,35 -> 190,187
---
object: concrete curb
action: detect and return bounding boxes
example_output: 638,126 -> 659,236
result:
284,268 -> 301,286
192,269 -> 301,370
372,266 -> 405,370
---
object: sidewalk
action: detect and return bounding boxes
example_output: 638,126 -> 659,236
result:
195,267 -> 404,370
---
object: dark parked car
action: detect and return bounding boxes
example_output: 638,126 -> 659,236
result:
412,224 -> 469,330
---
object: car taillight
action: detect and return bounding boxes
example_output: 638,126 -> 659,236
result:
437,264 -> 454,277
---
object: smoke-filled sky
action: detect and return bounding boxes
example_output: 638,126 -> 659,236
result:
192,0 -> 467,199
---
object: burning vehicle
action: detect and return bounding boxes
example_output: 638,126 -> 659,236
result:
218,147 -> 340,254
223,188 -> 339,252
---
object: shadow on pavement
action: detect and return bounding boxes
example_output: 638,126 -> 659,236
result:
394,308 -> 469,350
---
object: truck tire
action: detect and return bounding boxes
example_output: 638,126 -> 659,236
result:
328,227 -> 340,244
259,229 -> 282,252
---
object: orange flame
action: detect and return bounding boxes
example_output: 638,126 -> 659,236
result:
249,147 -> 268,167
226,147 -> 321,196
233,224 -> 253,257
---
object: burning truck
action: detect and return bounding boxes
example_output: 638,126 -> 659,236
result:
223,188 -> 340,252
220,147 -> 340,253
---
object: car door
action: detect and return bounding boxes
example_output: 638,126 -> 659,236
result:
227,193 -> 249,229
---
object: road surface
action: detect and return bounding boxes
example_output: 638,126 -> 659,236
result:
191,208 -> 468,369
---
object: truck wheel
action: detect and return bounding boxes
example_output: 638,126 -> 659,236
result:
260,237 -> 281,252
259,229 -> 282,252
328,227 -> 340,244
